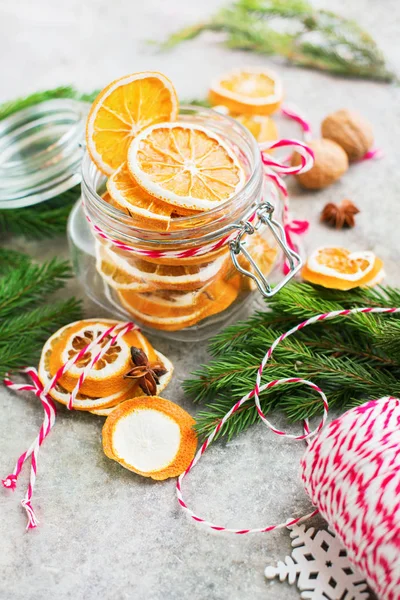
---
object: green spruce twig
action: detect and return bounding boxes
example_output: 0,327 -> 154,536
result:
184,282 -> 400,441
162,0 -> 395,82
0,248 -> 83,379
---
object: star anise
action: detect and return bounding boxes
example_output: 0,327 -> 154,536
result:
124,347 -> 168,396
321,199 -> 360,229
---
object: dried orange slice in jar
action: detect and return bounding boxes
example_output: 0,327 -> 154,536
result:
127,123 -> 245,212
118,275 -> 241,331
107,163 -> 195,231
102,396 -> 197,480
238,233 -> 278,291
96,242 -> 230,292
38,320 -> 173,411
234,114 -> 278,145
209,67 -> 283,116
302,247 -> 384,290
47,319 -> 158,398
86,72 -> 178,175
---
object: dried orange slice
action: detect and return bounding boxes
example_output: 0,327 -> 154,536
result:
46,319 -> 160,398
96,242 -> 230,292
102,396 -> 197,480
234,114 -> 278,145
86,72 -> 178,175
302,247 -> 384,290
90,350 -> 174,416
209,67 -> 283,116
127,123 -> 245,212
238,233 -> 278,291
107,163 -> 195,231
118,275 -> 241,331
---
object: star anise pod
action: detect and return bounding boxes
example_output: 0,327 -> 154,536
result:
321,199 -> 360,229
124,347 -> 168,396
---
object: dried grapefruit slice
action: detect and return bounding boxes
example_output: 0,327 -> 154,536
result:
209,67 -> 283,116
86,72 -> 178,175
302,247 -> 384,290
46,319 -> 159,398
127,123 -> 245,212
96,242 -> 230,292
107,163 -> 196,231
102,396 -> 197,480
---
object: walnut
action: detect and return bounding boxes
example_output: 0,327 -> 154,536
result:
321,109 -> 374,162
291,139 -> 349,190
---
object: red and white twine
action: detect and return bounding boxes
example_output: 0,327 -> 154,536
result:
176,306 -> 400,537
2,321 -> 136,529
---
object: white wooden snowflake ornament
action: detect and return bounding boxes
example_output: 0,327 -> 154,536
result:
265,524 -> 370,600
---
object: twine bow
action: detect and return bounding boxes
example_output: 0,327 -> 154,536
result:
2,322 -> 136,530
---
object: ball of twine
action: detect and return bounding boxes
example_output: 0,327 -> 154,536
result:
301,397 -> 400,600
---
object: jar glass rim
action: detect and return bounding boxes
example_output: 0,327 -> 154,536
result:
82,104 -> 263,246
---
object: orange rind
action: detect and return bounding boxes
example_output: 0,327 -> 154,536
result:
102,396 -> 197,480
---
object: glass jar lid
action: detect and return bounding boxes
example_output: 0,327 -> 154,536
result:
0,98 -> 90,209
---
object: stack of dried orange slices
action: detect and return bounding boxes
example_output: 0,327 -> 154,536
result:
86,70 -> 279,331
37,319 -> 173,416
302,247 -> 385,290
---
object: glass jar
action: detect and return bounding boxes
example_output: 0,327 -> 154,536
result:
68,105 -> 301,341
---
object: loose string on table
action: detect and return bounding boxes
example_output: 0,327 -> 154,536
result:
2,321 -> 137,529
176,306 -> 399,535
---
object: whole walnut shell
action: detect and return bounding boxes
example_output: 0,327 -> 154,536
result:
321,109 -> 374,162
291,138 -> 349,190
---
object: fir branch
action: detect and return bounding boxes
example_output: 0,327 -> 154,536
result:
185,282 -> 400,441
0,248 -> 31,276
0,299 -> 82,380
0,186 -> 80,240
0,257 -> 74,319
0,251 -> 83,379
0,86 -> 78,120
161,0 -> 395,82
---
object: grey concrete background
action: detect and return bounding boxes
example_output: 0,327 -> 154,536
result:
0,1 -> 399,599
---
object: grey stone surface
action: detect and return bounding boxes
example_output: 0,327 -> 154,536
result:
0,1 -> 399,599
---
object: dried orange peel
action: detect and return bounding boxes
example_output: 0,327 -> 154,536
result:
209,67 -> 283,116
86,72 -> 178,175
102,396 -> 197,480
127,122 -> 245,212
302,247 -> 385,290
38,319 -> 173,409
